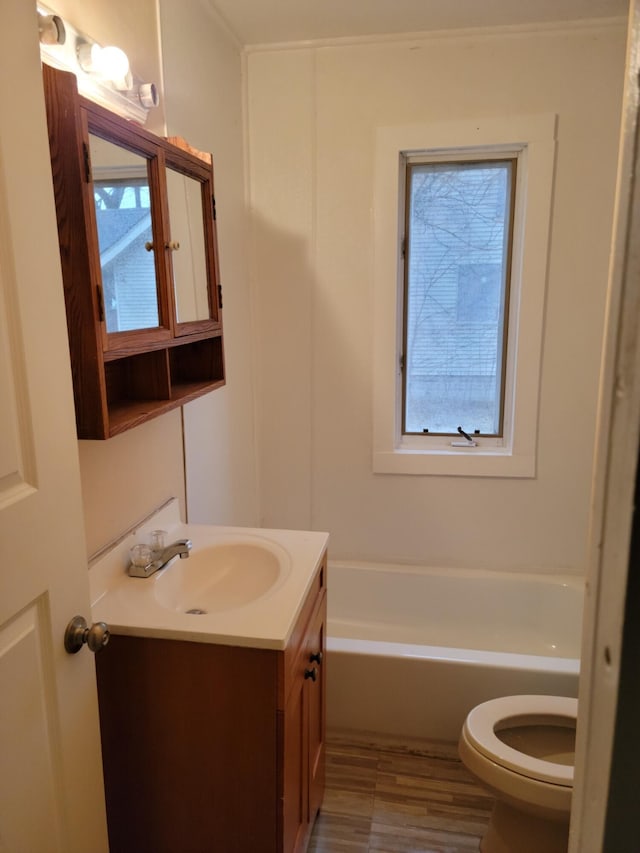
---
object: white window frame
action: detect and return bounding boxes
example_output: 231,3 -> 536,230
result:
372,115 -> 556,477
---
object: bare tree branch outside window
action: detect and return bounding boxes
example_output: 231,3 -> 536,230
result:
403,159 -> 514,435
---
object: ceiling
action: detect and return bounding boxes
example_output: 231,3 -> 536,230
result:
208,0 -> 628,46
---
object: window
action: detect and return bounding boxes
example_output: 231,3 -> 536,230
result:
402,156 -> 516,438
373,115 -> 556,477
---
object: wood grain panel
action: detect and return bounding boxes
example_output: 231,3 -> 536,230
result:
42,64 -> 108,438
96,635 -> 279,853
279,556 -> 326,706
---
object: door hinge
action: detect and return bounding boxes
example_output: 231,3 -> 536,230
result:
400,353 -> 405,372
96,284 -> 104,321
212,195 -> 217,221
218,284 -> 223,310
401,236 -> 407,259
82,141 -> 92,183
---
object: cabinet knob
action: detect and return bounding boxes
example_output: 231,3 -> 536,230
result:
146,240 -> 180,252
304,667 -> 317,682
309,651 -> 323,665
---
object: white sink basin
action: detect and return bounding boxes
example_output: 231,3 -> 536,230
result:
153,541 -> 289,614
89,500 -> 329,649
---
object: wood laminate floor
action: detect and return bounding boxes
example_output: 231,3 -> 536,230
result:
308,733 -> 494,853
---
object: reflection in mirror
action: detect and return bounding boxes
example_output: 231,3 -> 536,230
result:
165,168 -> 211,323
90,134 -> 160,333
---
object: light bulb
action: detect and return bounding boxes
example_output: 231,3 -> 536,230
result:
96,45 -> 129,80
77,41 -> 130,83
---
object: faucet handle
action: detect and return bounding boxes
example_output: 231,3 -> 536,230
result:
150,529 -> 167,551
130,544 -> 153,568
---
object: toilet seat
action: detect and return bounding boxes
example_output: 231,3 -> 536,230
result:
463,695 -> 577,787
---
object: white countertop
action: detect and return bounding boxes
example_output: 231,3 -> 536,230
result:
89,500 -> 329,650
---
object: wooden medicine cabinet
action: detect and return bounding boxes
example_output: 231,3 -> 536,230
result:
42,64 -> 225,439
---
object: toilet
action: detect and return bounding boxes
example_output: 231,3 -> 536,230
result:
458,695 -> 577,853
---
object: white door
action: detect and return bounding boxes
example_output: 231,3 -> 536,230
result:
0,2 -> 109,851
570,3 -> 640,851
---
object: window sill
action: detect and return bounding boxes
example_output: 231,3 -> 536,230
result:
372,448 -> 536,478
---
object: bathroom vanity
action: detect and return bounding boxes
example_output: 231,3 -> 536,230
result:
89,508 -> 328,853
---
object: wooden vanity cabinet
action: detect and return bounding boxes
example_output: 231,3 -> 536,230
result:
95,555 -> 327,853
281,564 -> 327,853
42,63 -> 225,439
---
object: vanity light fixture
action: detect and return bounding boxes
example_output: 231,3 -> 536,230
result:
37,2 -> 158,123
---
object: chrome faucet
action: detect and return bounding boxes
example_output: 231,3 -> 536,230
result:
128,538 -> 192,578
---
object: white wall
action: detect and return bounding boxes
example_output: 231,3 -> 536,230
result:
43,0 -> 258,554
46,0 -> 186,556
78,413 -> 185,555
158,1 -> 259,527
247,21 -> 626,572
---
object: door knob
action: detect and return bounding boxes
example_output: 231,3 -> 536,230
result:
64,616 -> 110,654
309,651 -> 323,665
304,667 -> 317,682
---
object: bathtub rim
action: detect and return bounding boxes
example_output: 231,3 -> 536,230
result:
326,635 -> 579,675
327,558 -> 585,590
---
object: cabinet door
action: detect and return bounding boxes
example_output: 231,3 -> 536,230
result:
86,130 -> 171,349
282,674 -> 307,853
164,159 -> 222,336
281,589 -> 327,853
307,592 -> 327,821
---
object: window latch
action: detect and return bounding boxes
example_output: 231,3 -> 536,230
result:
451,426 -> 477,447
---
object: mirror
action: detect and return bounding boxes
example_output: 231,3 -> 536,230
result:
89,134 -> 160,333
165,167 -> 211,323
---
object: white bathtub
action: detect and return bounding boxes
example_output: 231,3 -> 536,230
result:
326,560 -> 583,742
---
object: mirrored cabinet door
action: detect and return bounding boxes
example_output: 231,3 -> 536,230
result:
89,135 -> 161,333
85,109 -> 173,352
165,168 -> 211,325
163,150 -> 221,336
